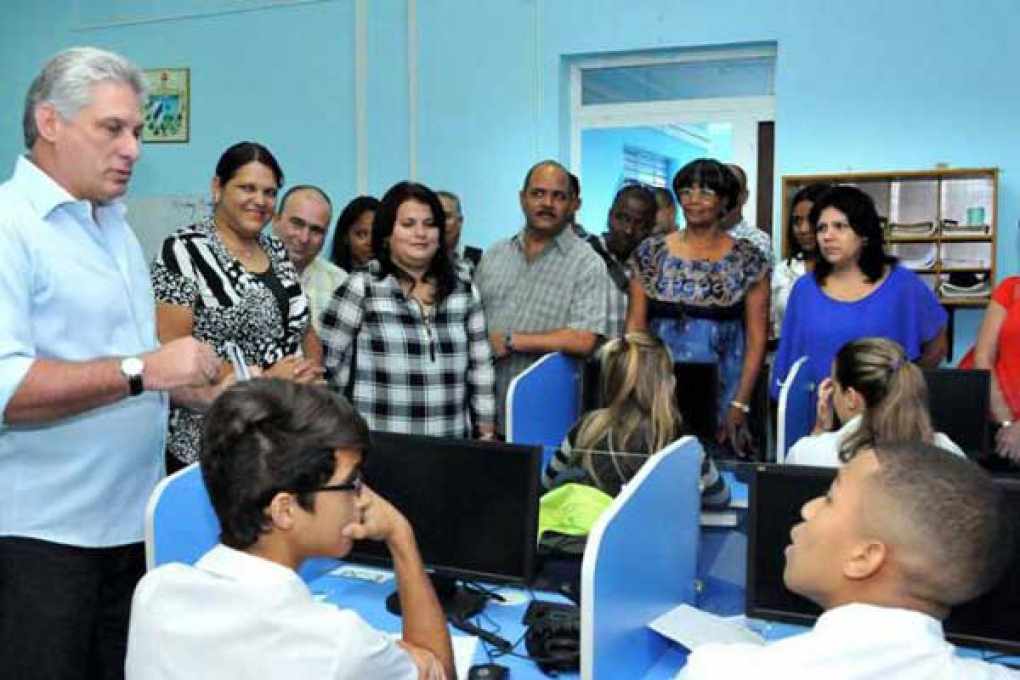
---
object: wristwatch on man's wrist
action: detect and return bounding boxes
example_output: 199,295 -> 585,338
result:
120,356 -> 145,396
504,332 -> 515,354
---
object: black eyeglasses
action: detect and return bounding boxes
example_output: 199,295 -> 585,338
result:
311,474 -> 363,495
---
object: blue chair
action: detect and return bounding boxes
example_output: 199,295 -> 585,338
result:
775,356 -> 815,463
144,463 -> 219,570
144,463 -> 338,581
506,352 -> 581,467
580,436 -> 703,678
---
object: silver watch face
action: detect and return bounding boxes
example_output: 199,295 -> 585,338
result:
121,356 -> 144,377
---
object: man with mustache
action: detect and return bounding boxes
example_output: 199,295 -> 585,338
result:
682,442 -> 1017,679
475,160 -> 607,431
0,47 -> 219,680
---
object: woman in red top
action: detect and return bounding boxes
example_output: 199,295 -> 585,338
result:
972,276 -> 1020,461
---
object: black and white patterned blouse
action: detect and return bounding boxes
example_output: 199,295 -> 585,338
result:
320,269 -> 495,437
151,216 -> 310,464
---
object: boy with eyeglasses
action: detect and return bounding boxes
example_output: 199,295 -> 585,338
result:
126,379 -> 453,680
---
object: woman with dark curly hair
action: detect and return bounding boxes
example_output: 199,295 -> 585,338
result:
773,185 -> 947,398
329,195 -> 380,272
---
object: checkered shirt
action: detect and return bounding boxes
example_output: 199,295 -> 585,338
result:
475,227 -> 607,425
320,270 -> 495,437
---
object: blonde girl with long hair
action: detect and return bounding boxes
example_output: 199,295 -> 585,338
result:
787,337 -> 964,466
541,331 -> 729,506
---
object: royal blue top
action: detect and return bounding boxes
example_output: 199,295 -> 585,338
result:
772,265 -> 947,397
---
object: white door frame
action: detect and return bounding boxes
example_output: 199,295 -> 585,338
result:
569,48 -> 775,220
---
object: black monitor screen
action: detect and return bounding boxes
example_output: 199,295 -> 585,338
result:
922,368 -> 991,459
582,358 -> 719,442
345,432 -> 541,586
747,464 -> 1020,655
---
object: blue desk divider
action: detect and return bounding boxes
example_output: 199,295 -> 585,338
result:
580,437 -> 703,679
144,463 -> 337,582
506,352 -> 581,467
775,356 -> 815,463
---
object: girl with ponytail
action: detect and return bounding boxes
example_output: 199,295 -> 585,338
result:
787,337 -> 964,466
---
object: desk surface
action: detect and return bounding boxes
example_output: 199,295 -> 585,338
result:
309,567 -> 577,679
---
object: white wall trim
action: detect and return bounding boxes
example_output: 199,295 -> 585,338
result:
355,0 -> 369,194
407,0 -> 419,180
577,96 -> 775,128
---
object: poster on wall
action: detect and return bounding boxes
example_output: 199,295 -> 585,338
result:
142,68 -> 189,143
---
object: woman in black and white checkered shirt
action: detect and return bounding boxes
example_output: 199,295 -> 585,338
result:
320,182 -> 496,439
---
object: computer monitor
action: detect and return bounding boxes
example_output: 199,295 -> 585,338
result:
582,357 -> 719,443
746,463 -> 1020,655
345,432 -> 542,620
922,368 -> 991,459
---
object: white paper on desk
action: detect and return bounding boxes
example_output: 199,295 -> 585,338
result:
389,634 -> 477,678
648,604 -> 765,650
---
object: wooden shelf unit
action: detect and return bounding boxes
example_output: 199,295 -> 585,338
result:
781,167 -> 999,308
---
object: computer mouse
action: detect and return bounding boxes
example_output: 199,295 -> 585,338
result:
467,662 -> 509,679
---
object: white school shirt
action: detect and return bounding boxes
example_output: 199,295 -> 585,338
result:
126,544 -> 417,680
682,603 -> 1020,679
786,415 -> 965,467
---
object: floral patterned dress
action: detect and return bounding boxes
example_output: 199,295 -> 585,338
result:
632,235 -> 769,428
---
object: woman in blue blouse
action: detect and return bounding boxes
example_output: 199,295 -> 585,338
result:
320,182 -> 496,439
627,159 -> 770,455
772,185 -> 947,396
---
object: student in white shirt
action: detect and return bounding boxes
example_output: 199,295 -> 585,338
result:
126,380 -> 453,680
787,337 -> 964,466
684,441 -> 1018,679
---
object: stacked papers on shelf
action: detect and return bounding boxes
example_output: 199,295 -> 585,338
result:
889,221 -> 937,237
891,242 -> 937,269
941,219 -> 990,235
940,279 -> 992,298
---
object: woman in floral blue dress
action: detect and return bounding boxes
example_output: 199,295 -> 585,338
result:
627,159 -> 770,455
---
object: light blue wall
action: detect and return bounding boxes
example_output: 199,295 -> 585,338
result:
4,0 -> 1020,357
579,126 -> 704,233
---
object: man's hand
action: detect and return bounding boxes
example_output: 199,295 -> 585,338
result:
341,485 -> 414,547
143,337 -> 220,391
489,331 -> 508,360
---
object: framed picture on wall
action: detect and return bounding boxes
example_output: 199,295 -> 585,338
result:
142,68 -> 190,143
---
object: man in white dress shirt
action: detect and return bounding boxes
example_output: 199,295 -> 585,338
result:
126,380 -> 453,680
683,442 -> 1017,679
272,185 -> 346,332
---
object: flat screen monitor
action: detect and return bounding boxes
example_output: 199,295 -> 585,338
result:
746,463 -> 1020,655
582,357 -> 719,442
922,368 -> 991,459
345,432 -> 542,619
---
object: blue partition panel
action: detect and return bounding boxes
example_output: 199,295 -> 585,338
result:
506,352 -> 581,465
776,357 -> 816,463
580,437 -> 703,679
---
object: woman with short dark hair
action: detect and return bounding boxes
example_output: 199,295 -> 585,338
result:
627,159 -> 770,456
772,185 -> 947,397
320,181 -> 495,439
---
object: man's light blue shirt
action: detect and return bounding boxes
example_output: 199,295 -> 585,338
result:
0,156 -> 167,547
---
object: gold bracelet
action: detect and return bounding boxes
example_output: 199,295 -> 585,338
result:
730,400 -> 751,414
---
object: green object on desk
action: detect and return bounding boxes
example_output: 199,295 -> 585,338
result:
538,483 -> 613,540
